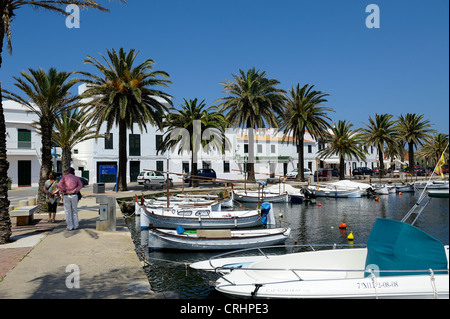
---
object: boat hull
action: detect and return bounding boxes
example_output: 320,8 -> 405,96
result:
427,189 -> 449,198
309,188 -> 363,198
140,205 -> 262,230
232,191 -> 289,203
148,228 -> 291,251
214,248 -> 449,299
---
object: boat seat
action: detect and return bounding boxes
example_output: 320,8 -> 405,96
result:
197,229 -> 232,238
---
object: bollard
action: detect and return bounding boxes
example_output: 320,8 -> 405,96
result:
95,196 -> 116,231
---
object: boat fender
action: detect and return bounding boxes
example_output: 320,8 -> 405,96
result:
176,225 -> 185,234
339,223 -> 347,229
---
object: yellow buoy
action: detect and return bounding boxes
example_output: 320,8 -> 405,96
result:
347,231 -> 354,241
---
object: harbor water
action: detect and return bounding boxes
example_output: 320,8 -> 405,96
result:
125,192 -> 449,299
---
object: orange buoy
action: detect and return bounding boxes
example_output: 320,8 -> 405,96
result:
339,223 -> 347,230
398,192 -> 402,196
318,203 -> 322,207
375,197 -> 380,201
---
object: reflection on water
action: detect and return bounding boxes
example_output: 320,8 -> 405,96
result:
125,192 -> 448,299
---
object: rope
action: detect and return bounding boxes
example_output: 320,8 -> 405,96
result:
369,269 -> 379,299
429,269 -> 438,299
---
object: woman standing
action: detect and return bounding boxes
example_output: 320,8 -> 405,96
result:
43,172 -> 60,223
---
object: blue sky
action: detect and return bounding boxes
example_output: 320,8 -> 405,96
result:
1,0 -> 448,133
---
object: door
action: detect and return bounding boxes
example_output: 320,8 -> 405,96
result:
130,161 -> 140,182
18,161 -> 32,186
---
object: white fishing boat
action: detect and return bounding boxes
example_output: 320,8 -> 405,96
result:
307,184 -> 363,198
427,189 -> 449,198
138,200 -> 275,230
414,180 -> 449,190
232,190 -> 289,203
148,227 -> 291,251
374,185 -> 389,195
396,183 -> 415,193
200,218 -> 449,299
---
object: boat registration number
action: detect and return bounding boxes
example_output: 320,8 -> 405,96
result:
357,281 -> 399,289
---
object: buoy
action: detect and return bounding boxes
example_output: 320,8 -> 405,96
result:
339,223 -> 347,229
399,192 -> 402,196
318,203 -> 322,207
375,197 -> 380,201
347,231 -> 354,241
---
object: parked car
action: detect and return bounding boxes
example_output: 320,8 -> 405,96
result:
137,171 -> 167,186
184,168 -> 217,183
352,167 -> 374,176
286,168 -> 313,179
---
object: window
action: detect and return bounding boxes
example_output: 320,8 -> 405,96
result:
224,161 -> 230,173
271,145 -> 276,154
308,145 -> 312,153
129,134 -> 141,156
105,133 -> 113,150
257,144 -> 263,153
244,144 -> 249,154
156,161 -> 164,172
182,162 -> 190,174
18,129 -> 31,149
156,135 -> 163,151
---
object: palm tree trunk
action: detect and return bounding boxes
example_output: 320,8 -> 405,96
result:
247,127 -> 255,182
0,81 -> 12,244
296,134 -> 305,182
61,147 -> 72,172
0,19 -> 12,244
378,146 -> 385,178
37,119 -> 54,214
339,155 -> 345,180
408,142 -> 415,176
118,119 -> 128,191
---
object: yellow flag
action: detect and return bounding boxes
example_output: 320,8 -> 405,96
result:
435,154 -> 446,178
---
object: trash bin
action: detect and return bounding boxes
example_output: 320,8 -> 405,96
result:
93,183 -> 105,194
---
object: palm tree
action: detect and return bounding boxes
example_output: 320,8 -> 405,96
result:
360,113 -> 399,178
0,0 -> 124,245
396,113 -> 435,175
279,84 -> 334,181
318,120 -> 367,180
53,109 -> 105,172
80,48 -> 172,191
416,133 -> 449,169
157,98 -> 229,186
217,68 -> 286,181
2,68 -> 79,215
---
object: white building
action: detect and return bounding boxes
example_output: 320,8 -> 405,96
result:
4,100 -> 42,188
4,84 -> 382,187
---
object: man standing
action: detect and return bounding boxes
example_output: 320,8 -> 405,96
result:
58,167 -> 83,230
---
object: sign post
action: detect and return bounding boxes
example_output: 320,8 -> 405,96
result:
99,165 -> 119,193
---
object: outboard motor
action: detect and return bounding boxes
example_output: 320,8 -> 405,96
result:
261,202 -> 275,227
302,188 -> 317,200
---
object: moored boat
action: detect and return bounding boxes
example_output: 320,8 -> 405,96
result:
201,218 -> 449,299
148,227 -> 291,251
427,189 -> 449,198
232,190 -> 289,203
139,203 -> 264,230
